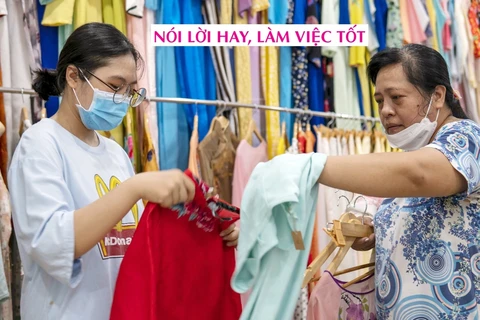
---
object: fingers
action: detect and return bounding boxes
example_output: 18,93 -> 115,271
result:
221,225 -> 239,248
184,177 -> 196,202
177,181 -> 188,206
226,239 -> 238,247
352,233 -> 376,251
363,217 -> 374,226
220,224 -> 235,237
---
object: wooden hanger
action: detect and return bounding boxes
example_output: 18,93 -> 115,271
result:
193,114 -> 199,132
310,262 -> 375,283
0,122 -> 5,138
302,212 -> 374,288
342,269 -> 375,289
244,119 -> 264,143
207,115 -> 230,136
41,107 -> 47,119
19,107 -> 30,137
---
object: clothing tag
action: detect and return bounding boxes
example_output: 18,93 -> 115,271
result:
291,231 -> 305,250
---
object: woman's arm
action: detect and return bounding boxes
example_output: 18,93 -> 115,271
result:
318,147 -> 467,198
74,170 -> 195,259
73,176 -> 140,259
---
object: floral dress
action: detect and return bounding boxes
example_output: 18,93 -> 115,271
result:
375,120 -> 480,319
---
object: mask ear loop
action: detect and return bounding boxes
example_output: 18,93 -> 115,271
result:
73,69 -> 94,110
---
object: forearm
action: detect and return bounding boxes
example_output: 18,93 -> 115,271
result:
318,152 -> 427,198
73,176 -> 141,258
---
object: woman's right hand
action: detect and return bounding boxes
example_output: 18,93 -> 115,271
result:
134,169 -> 196,207
352,217 -> 375,251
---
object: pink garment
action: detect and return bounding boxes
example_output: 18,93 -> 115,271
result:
232,140 -> 268,307
249,12 -> 265,141
441,0 -> 452,51
307,271 -> 376,320
406,0 -> 427,43
232,140 -> 268,207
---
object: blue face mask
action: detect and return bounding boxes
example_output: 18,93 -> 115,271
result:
73,79 -> 129,131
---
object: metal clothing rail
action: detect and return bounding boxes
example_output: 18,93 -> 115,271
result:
0,86 -> 381,123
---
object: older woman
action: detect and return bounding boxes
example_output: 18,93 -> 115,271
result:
318,43 -> 479,319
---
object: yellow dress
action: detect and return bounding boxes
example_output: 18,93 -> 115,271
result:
251,0 -> 270,16
233,0 -> 253,142
261,11 -> 281,159
142,113 -> 159,172
102,0 -> 127,35
74,0 -> 102,30
349,0 -> 371,121
425,0 -> 439,51
42,0 -> 75,26
221,0 -> 233,24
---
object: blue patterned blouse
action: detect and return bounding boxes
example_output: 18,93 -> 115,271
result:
375,120 -> 480,319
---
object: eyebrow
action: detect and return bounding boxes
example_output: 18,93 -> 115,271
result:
107,75 -> 138,85
374,87 -> 402,96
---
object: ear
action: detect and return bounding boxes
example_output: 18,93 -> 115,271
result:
65,65 -> 81,90
433,85 -> 447,110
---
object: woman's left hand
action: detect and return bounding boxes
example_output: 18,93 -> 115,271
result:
220,224 -> 239,248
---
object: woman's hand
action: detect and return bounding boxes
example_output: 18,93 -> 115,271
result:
134,169 -> 196,207
352,217 -> 375,251
220,224 -> 239,247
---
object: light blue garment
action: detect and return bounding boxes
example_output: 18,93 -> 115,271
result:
39,0 -> 54,4
58,24 -> 73,54
280,47 -> 293,143
269,0 -> 289,24
156,0 -> 189,170
375,120 -> 480,319
8,119 -> 144,320
171,0 -> 217,141
145,0 -> 158,10
433,0 -> 447,62
232,153 -> 327,320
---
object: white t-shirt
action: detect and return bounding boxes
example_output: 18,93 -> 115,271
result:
8,118 -> 144,320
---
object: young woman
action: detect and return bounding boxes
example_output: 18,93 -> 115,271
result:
8,23 -> 238,320
318,44 -> 479,318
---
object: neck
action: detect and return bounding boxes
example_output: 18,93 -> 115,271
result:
52,97 -> 99,147
428,112 -> 456,144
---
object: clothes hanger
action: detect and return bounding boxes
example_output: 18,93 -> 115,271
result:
207,101 -> 230,136
215,100 -> 230,127
244,117 -> 265,143
19,89 -> 31,137
41,99 -> 47,119
342,269 -> 375,289
0,122 -> 5,138
281,121 -> 286,137
302,197 -> 374,288
310,262 -> 375,283
193,102 -> 199,132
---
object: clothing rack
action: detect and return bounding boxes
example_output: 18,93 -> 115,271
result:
0,86 -> 381,123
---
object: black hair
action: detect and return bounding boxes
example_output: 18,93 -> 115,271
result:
32,22 -> 143,101
367,44 -> 469,119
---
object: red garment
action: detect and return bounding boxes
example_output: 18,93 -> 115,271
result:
297,130 -> 307,153
110,171 -> 242,320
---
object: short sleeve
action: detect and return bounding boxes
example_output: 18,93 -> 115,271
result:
8,131 -> 83,288
425,120 -> 480,196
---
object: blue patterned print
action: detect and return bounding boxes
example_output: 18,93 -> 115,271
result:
375,120 -> 480,319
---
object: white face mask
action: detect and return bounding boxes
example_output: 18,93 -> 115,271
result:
385,96 -> 440,152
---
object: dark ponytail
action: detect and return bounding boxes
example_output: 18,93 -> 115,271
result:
444,87 -> 468,119
32,22 -> 143,101
367,44 -> 469,120
32,69 -> 61,101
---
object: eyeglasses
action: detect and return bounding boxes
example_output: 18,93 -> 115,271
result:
81,69 -> 147,107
